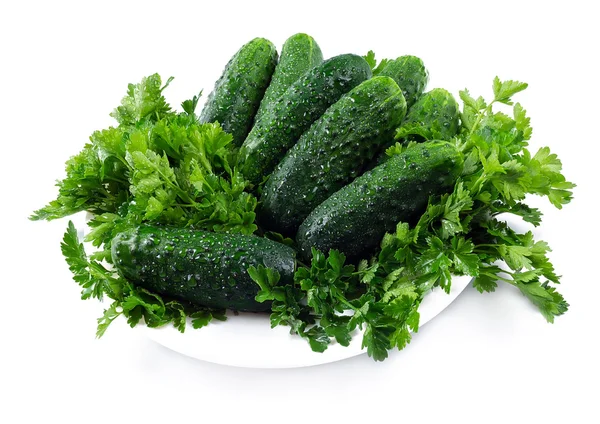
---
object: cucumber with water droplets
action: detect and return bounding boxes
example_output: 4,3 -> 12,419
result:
199,38 -> 278,147
296,141 -> 464,262
238,54 -> 372,186
111,225 -> 296,312
379,55 -> 429,108
259,76 -> 407,236
254,33 -> 323,122
395,88 -> 460,142
373,88 -> 461,166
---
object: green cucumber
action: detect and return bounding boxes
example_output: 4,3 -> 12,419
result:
373,88 -> 461,166
296,141 -> 464,262
111,225 -> 296,312
260,76 -> 407,236
238,54 -> 372,186
199,38 -> 278,147
254,33 -> 323,122
379,55 -> 429,108
395,88 -> 460,142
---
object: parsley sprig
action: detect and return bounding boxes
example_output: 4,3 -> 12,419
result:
249,77 -> 574,360
32,74 -> 257,237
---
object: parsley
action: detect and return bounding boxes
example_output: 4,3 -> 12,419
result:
363,50 -> 390,76
33,74 -> 252,334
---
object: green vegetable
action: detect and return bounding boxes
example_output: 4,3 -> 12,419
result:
375,88 -> 461,165
238,54 -> 372,186
297,141 -> 464,262
254,33 -> 323,123
362,50 -> 390,76
260,76 -> 407,236
61,221 -> 227,336
199,38 -> 278,147
32,73 -> 262,334
33,73 -> 258,236
112,225 -> 296,311
31,47 -> 574,362
379,55 -> 429,108
395,88 -> 460,142
250,77 -> 574,361
30,74 -> 174,221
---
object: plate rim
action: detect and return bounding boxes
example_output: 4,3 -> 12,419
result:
140,275 -> 473,368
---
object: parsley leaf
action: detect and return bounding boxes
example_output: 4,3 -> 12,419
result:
363,50 -> 389,76
111,74 -> 174,125
492,77 -> 528,105
516,280 -> 569,323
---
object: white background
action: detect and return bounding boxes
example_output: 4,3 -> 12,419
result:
1,0 -> 599,422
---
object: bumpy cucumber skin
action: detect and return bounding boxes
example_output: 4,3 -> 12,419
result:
238,54 -> 372,186
379,55 -> 429,108
199,38 -> 278,147
397,88 -> 460,142
296,141 -> 464,262
111,226 -> 296,312
254,33 -> 323,123
373,88 -> 462,167
260,77 -> 407,236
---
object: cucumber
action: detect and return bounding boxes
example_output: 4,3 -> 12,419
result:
199,38 -> 278,147
238,54 -> 372,186
379,55 -> 428,108
111,225 -> 296,312
254,33 -> 323,123
260,76 -> 407,236
296,141 -> 464,262
395,88 -> 460,142
372,88 -> 461,167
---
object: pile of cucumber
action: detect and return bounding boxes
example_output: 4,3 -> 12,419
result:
111,34 -> 463,312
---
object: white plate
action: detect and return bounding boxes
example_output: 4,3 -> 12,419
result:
76,213 -> 472,368
142,275 -> 472,368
